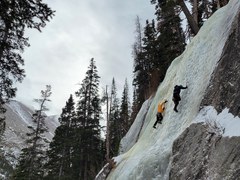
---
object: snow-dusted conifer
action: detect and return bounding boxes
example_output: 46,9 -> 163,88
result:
13,85 -> 52,179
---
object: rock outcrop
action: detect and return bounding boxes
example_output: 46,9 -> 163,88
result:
170,123 -> 240,180
201,10 -> 240,116
170,4 -> 240,179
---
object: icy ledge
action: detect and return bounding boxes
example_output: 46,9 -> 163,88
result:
194,106 -> 240,137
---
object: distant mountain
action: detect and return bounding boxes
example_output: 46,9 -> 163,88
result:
0,100 -> 59,179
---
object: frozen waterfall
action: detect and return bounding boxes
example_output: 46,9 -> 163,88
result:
107,1 -> 240,179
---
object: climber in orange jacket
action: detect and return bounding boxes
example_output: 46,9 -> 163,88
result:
153,100 -> 168,128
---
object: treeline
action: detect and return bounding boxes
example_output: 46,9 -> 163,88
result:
12,58 -> 132,179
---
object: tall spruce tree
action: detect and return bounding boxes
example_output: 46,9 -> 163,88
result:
142,19 -> 158,73
108,78 -> 121,157
44,94 -> 76,179
0,0 -> 54,129
101,78 -> 121,160
73,58 -> 104,180
13,85 -> 52,180
142,19 -> 162,92
130,86 -> 139,124
153,0 -> 186,75
119,79 -> 130,138
132,16 -> 149,121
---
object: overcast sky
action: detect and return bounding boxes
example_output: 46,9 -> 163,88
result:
15,0 -> 155,115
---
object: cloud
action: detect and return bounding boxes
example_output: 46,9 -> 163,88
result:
16,0 -> 155,115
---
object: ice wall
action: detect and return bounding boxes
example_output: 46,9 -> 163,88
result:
119,98 -> 153,154
107,1 -> 240,179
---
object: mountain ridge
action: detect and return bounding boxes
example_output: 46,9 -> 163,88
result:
0,100 -> 59,178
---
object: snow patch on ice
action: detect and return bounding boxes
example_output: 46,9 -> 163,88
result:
194,106 -> 240,137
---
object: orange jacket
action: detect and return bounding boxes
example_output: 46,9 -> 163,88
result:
157,101 -> 167,113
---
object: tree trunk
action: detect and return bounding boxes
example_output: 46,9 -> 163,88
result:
193,0 -> 198,24
177,0 -> 199,35
58,148 -> 65,180
105,86 -> 110,161
222,0 -> 229,7
83,155 -> 88,180
216,0 -> 221,9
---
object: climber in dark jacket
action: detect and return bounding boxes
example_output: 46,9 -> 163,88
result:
172,85 -> 187,112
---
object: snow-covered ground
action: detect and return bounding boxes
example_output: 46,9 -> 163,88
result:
107,1 -> 240,179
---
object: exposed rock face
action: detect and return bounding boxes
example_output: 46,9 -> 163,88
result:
201,11 -> 240,116
170,123 -> 240,180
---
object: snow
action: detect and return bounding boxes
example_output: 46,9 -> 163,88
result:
194,106 -> 240,137
7,100 -> 33,126
107,1 -> 240,179
5,101 -> 59,141
0,174 -> 6,179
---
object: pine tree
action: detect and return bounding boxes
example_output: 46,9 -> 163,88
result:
102,78 -> 121,159
132,16 -> 149,120
44,94 -> 76,179
108,78 -> 121,157
13,85 -> 52,180
0,0 -> 54,129
142,19 -> 158,72
72,58 -> 104,180
142,19 -> 161,92
130,86 -> 139,124
119,79 -> 130,138
153,0 -> 186,75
